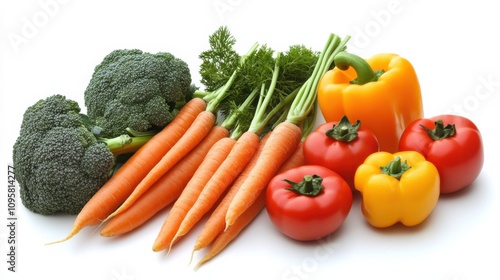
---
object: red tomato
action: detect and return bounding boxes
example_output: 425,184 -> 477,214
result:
303,116 -> 379,189
399,114 -> 484,193
265,165 -> 352,241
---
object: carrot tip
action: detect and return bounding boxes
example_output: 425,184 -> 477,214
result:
193,256 -> 209,271
224,220 -> 232,231
152,240 -> 168,253
152,246 -> 162,253
189,252 -> 194,265
45,225 -> 83,245
99,229 -> 113,237
167,236 -> 178,254
45,233 -> 74,245
189,247 -> 199,265
193,261 -> 202,271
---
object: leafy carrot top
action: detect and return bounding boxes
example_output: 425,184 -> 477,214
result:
194,26 -> 320,139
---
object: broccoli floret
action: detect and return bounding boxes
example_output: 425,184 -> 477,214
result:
13,94 -> 151,215
84,49 -> 193,138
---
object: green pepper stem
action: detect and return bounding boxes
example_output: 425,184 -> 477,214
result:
333,51 -> 384,85
380,156 -> 411,180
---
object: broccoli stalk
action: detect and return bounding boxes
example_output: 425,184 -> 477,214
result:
99,133 -> 152,156
13,94 -> 153,215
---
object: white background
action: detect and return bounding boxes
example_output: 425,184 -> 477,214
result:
1,1 -> 500,279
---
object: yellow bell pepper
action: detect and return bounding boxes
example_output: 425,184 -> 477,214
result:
317,51 -> 424,152
354,151 -> 440,228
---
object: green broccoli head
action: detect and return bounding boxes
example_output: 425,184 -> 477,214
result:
84,49 -> 192,138
13,95 -> 115,215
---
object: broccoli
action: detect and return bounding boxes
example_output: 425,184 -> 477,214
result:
13,94 -> 152,215
84,49 -> 193,138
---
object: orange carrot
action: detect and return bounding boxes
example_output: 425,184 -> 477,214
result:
192,141 -> 305,268
225,121 -> 302,228
103,109 -> 216,222
190,132 -> 270,258
152,136 -> 236,252
171,130 -> 261,246
276,141 -> 305,173
194,191 -> 266,270
191,136 -> 304,258
47,97 -> 206,244
150,76 -> 260,251
100,125 -> 230,237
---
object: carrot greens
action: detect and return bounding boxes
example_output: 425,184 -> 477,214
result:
194,26 -> 321,138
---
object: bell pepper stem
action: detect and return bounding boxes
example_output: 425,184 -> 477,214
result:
380,156 -> 411,180
334,51 -> 384,85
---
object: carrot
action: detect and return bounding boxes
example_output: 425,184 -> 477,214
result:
224,121 -> 302,228
194,191 -> 266,270
152,136 -> 236,252
277,141 -> 306,173
192,140 -> 305,269
102,109 -> 216,223
190,132 -> 270,258
191,136 -> 304,260
100,125 -> 230,237
170,130 -> 261,247
46,97 -> 206,244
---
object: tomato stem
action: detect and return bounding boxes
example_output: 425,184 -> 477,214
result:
420,119 -> 456,140
325,115 -> 360,142
380,156 -> 411,180
283,174 -> 324,197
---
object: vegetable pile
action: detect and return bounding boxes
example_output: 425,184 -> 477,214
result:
13,25 -> 484,269
13,50 -> 193,216
312,49 -> 483,229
